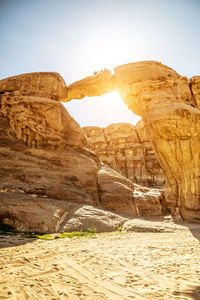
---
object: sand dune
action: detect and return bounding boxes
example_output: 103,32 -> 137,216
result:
0,223 -> 200,299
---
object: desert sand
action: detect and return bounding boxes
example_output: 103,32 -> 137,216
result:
0,221 -> 200,300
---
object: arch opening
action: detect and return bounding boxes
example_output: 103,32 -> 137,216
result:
62,91 -> 141,127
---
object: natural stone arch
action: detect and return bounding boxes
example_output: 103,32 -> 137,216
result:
63,61 -> 200,221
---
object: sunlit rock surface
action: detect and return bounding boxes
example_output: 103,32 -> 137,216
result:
65,61 -> 200,222
83,121 -> 165,188
67,69 -> 114,99
0,72 -> 68,101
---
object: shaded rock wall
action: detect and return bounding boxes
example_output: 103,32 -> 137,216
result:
83,121 -> 165,188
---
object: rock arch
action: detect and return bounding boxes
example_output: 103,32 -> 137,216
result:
62,61 -> 200,221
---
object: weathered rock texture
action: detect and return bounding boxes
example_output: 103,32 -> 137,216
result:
0,72 -> 68,101
65,61 -> 200,222
0,72 -> 166,232
83,121 -> 165,188
190,76 -> 200,108
0,92 -> 99,205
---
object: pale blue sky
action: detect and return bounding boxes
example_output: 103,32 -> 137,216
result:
0,0 -> 200,126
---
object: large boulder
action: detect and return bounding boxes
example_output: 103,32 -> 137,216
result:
60,205 -> 128,233
122,218 -> 186,233
133,184 -> 167,217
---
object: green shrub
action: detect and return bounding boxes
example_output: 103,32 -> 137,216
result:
37,231 -> 96,240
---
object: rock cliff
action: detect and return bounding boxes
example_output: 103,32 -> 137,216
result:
65,61 -> 200,222
0,72 -> 165,232
83,121 -> 165,188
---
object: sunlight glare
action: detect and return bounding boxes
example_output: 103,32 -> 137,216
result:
64,91 -> 141,127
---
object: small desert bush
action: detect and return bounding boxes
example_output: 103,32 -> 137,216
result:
117,226 -> 123,232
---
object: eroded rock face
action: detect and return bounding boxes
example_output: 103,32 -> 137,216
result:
65,61 -> 200,222
0,93 -> 99,205
190,76 -> 200,108
83,121 -> 165,188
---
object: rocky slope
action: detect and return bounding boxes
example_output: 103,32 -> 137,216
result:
65,61 -> 200,222
0,72 -> 165,232
83,121 -> 165,188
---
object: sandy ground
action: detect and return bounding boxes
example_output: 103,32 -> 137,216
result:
0,222 -> 200,300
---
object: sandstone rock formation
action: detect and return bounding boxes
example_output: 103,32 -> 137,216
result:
0,72 -> 167,232
65,61 -> 200,222
83,121 -> 165,188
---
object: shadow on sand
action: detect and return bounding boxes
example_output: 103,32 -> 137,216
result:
0,223 -> 37,248
173,221 -> 200,300
187,223 -> 200,300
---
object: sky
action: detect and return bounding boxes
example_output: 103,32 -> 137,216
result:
0,0 -> 200,127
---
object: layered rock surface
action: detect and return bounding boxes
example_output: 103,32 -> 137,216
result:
0,72 -> 166,232
83,121 -> 165,188
65,60 -> 200,222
